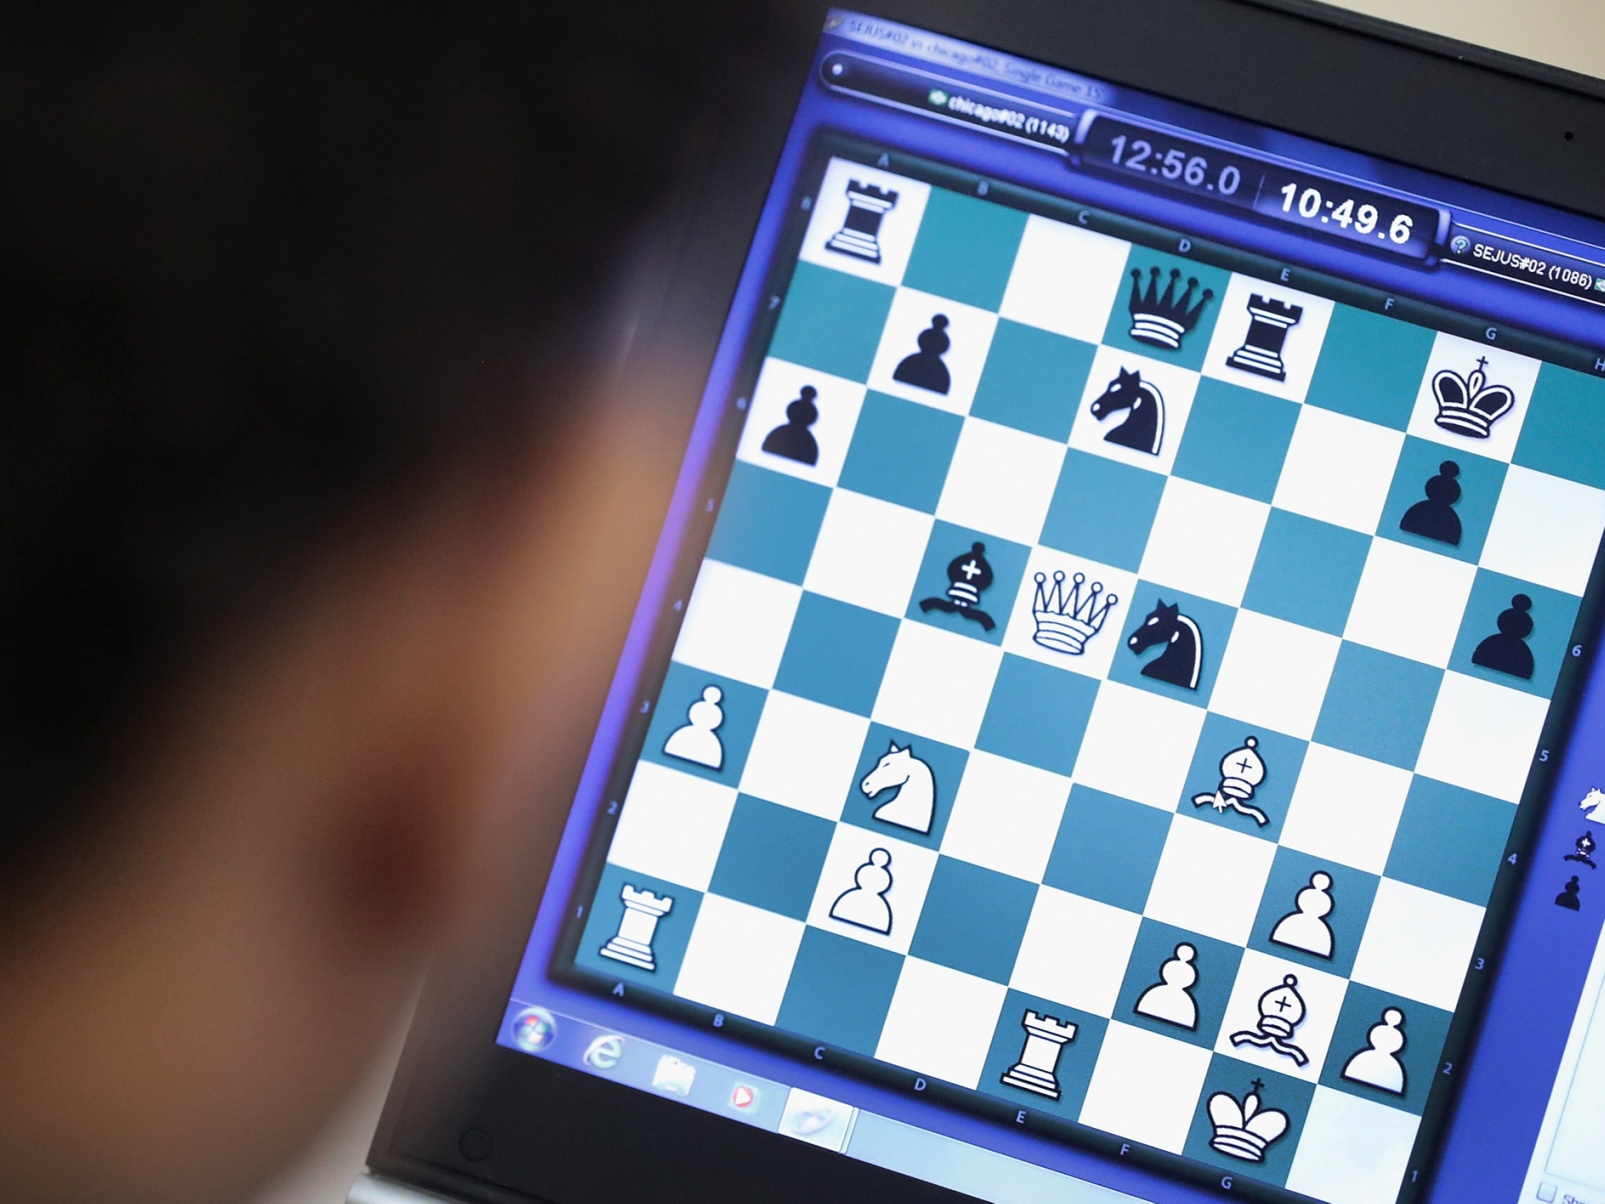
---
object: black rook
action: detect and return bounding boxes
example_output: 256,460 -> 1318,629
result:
1227,295 -> 1305,381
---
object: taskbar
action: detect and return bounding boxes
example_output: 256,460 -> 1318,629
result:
501,1001 -> 1152,1204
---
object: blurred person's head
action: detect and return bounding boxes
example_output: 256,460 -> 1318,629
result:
0,6 -> 773,1202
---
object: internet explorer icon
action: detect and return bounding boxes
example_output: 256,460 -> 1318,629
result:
583,1034 -> 624,1071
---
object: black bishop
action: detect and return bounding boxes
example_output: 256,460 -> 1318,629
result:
918,541 -> 997,632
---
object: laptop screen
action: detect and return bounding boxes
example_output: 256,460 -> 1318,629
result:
495,10 -> 1605,1203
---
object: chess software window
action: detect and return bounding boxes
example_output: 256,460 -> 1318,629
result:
501,13 -> 1605,1204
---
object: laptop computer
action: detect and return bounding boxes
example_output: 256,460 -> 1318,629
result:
354,2 -> 1605,1200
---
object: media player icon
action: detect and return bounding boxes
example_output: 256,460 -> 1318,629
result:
729,1084 -> 759,1111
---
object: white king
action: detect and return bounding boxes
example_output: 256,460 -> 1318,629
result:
1207,1080 -> 1290,1163
1032,571 -> 1118,656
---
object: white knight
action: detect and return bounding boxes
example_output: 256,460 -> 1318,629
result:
861,742 -> 936,835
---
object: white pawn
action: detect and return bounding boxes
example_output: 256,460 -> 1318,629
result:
829,849 -> 894,934
1135,942 -> 1199,1030
1270,871 -> 1335,959
663,685 -> 725,770
1342,1007 -> 1407,1094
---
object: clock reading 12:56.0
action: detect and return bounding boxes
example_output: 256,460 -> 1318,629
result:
1105,131 -> 1250,199
1075,113 -> 1447,261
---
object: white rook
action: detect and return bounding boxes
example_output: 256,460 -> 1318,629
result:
1001,1010 -> 1078,1100
600,884 -> 674,971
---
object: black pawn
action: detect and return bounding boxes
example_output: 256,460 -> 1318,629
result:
1472,593 -> 1535,680
1557,875 -> 1582,910
893,314 -> 952,395
1400,461 -> 1463,546
762,386 -> 820,465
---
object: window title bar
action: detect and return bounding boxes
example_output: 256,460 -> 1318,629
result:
823,8 -> 1111,107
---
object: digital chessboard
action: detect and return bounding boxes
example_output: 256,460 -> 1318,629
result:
568,152 -> 1605,1202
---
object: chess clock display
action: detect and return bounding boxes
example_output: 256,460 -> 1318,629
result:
1087,122 -> 1258,202
1076,114 -> 1448,260
1260,165 -> 1445,259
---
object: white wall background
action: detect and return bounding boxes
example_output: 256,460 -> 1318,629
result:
1330,0 -> 1601,76
246,4 -> 1598,1202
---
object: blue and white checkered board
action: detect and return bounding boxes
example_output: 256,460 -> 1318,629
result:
571,157 -> 1605,1202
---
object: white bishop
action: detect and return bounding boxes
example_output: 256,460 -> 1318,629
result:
1193,736 -> 1269,825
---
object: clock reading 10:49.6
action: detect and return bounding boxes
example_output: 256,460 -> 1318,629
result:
1252,165 -> 1443,259
1276,182 -> 1411,243
1075,113 -> 1445,261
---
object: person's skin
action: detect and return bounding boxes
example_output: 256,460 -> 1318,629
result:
0,394 -> 681,1204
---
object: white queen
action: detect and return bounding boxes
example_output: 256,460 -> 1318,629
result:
1031,570 -> 1118,656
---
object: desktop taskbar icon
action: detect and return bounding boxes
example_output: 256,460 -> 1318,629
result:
583,1034 -> 625,1071
510,1006 -> 558,1054
652,1054 -> 697,1097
